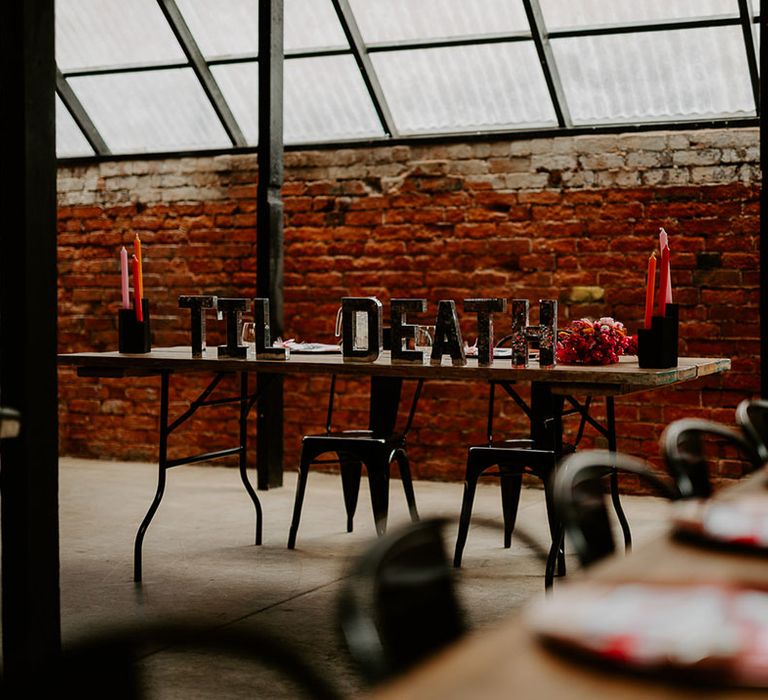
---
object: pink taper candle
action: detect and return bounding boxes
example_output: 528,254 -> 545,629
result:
120,246 -> 130,309
660,227 -> 672,306
657,229 -> 671,317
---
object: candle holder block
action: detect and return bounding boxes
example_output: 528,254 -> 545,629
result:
637,303 -> 678,369
118,299 -> 151,354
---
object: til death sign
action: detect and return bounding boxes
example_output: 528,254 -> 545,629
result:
178,296 -> 558,368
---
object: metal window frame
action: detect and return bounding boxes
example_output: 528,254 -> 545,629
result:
54,7 -> 762,159
56,68 -> 110,156
156,0 -> 247,147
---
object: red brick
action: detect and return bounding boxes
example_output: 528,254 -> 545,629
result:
56,145 -> 760,492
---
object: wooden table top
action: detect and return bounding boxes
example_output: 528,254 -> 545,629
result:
58,347 -> 730,396
371,473 -> 768,700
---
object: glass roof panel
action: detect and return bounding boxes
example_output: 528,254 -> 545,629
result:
176,0 -> 347,58
174,0 -> 259,58
553,26 -> 755,124
56,0 -> 185,71
67,69 -> 230,154
209,63 -> 259,143
285,56 -> 385,143
55,96 -> 94,158
349,0 -> 529,43
212,57 -> 384,145
372,42 -> 557,134
541,0 -> 738,30
284,0 -> 348,51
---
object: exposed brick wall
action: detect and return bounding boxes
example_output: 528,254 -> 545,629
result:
57,128 -> 761,491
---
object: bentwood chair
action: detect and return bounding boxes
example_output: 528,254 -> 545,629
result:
662,418 -> 764,499
288,375 -> 423,549
9,621 -> 342,700
553,450 -> 679,568
735,398 -> 768,463
338,518 -> 466,685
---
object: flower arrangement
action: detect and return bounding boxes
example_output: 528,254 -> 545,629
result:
556,317 -> 633,365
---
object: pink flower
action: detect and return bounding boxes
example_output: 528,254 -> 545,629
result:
556,317 -> 631,365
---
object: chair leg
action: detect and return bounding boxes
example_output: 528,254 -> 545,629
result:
543,477 -> 566,578
287,457 -> 312,549
545,527 -> 564,592
394,450 -> 419,522
499,471 -> 522,549
453,473 -> 480,568
339,453 -> 363,533
366,458 -> 390,536
609,468 -> 632,551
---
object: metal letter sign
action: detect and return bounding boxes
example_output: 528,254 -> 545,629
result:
341,297 -> 383,362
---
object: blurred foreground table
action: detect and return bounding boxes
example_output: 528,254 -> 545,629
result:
370,472 -> 768,700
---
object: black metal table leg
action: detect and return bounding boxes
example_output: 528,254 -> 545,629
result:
134,370 -> 171,583
531,383 -> 566,578
239,372 -> 262,545
606,396 -> 632,550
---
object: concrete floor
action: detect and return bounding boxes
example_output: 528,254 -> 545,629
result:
59,457 -> 670,698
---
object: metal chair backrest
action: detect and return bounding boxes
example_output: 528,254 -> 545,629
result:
736,399 -> 768,463
338,518 -> 466,685
324,375 -> 423,440
553,450 -> 679,568
662,418 -> 763,499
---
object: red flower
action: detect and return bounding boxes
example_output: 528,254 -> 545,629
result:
556,317 -> 631,365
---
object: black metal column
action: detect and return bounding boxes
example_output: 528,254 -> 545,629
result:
257,0 -> 285,488
760,10 -> 767,398
0,0 -> 61,686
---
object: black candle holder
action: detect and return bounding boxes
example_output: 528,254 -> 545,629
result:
118,299 -> 151,354
637,303 -> 678,369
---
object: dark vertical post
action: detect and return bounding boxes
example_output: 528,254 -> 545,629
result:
0,0 -> 61,685
760,11 -> 767,398
257,0 -> 285,488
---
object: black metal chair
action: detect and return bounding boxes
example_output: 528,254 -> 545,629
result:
338,518 -> 466,685
736,398 -> 768,463
553,450 -> 680,568
451,390 -> 566,587
5,621 -> 342,699
288,375 -> 423,549
452,372 -> 633,589
662,418 -> 764,499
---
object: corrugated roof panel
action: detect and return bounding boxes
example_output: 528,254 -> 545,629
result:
176,0 -> 347,58
55,96 -> 94,158
372,42 -> 557,134
284,56 -> 385,143
67,69 -> 230,154
284,0 -> 348,51
209,63 -> 260,144
349,0 -> 529,43
56,0 -> 185,71
212,57 -> 384,145
540,0 -> 738,30
553,26 -> 755,123
175,0 -> 259,58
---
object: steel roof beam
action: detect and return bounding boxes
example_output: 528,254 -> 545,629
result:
55,68 -> 110,156
331,0 -> 397,137
523,0 -> 571,128
737,0 -> 760,113
157,0 -> 247,147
